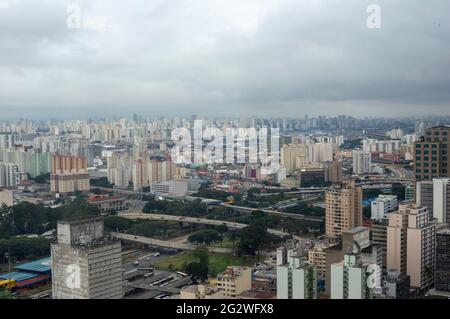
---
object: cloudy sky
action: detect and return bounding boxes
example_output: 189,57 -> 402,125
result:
0,0 -> 449,119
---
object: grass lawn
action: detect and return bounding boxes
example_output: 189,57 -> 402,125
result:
208,238 -> 237,249
154,251 -> 258,277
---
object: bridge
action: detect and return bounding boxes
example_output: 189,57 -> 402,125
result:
113,232 -> 233,253
223,204 -> 324,222
118,212 -> 305,242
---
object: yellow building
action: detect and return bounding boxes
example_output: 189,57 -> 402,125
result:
216,266 -> 252,298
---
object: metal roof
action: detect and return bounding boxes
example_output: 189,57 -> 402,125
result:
15,257 -> 51,274
0,271 -> 39,282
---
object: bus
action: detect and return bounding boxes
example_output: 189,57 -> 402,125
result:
176,271 -> 188,278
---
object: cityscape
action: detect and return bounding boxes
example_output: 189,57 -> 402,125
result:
1,116 -> 450,301
0,0 -> 450,312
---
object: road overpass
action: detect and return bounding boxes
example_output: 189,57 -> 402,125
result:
223,204 -> 324,222
118,212 -> 305,242
112,232 -> 233,253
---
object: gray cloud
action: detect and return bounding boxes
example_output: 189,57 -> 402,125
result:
0,0 -> 449,119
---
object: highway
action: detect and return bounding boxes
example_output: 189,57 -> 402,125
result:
223,204 -> 324,221
118,212 -> 305,242
113,232 -> 233,253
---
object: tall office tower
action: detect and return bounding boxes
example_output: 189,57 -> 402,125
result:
371,195 -> 398,220
435,229 -> 450,292
324,160 -> 343,184
277,247 -> 318,299
406,204 -> 436,289
386,206 -> 409,275
331,254 -> 373,299
352,150 -> 372,175
414,125 -> 450,183
0,162 -> 19,187
325,181 -> 363,239
417,178 -> 450,224
309,143 -> 333,163
371,219 -> 388,271
387,203 -> 436,289
281,143 -> 309,175
51,218 -> 123,299
50,155 -> 90,193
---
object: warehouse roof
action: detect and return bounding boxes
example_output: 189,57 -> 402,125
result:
0,271 -> 39,282
15,257 -> 51,274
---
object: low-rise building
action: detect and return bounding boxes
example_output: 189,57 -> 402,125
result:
216,266 -> 252,299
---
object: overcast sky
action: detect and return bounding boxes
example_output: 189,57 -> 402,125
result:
0,0 -> 449,119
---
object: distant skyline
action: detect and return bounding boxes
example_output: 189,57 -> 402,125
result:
1,0 -> 449,119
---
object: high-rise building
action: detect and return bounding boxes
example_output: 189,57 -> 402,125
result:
417,178 -> 450,224
50,155 -> 90,193
277,247 -> 317,299
435,229 -> 450,292
281,144 -> 309,175
51,218 -> 123,299
325,181 -> 363,239
309,143 -> 333,163
331,254 -> 373,299
352,150 -> 371,175
371,219 -> 388,270
414,125 -> 450,183
371,195 -> 398,220
324,160 -> 343,184
383,270 -> 410,299
387,203 -> 436,289
405,184 -> 414,202
0,162 -> 19,188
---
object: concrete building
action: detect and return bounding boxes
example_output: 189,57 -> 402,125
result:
281,143 -> 309,175
87,195 -> 127,212
371,219 -> 388,270
325,181 -> 363,239
383,270 -> 410,299
353,150 -> 372,175
0,162 -> 19,188
0,188 -> 13,207
216,266 -> 252,299
277,247 -> 317,299
387,203 -> 436,290
308,244 -> 328,277
414,125 -> 450,183
371,195 -> 398,220
309,143 -> 333,163
405,184 -> 414,202
324,160 -> 343,184
180,284 -> 224,299
324,227 -> 372,296
50,155 -> 90,193
151,180 -> 189,196
417,178 -> 450,224
331,254 -> 373,299
435,229 -> 450,292
51,218 -> 123,299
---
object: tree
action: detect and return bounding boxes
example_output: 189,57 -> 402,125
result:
184,262 -> 209,283
192,247 -> 209,265
188,229 -> 222,245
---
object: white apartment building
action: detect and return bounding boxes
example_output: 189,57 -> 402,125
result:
371,195 -> 398,220
353,150 -> 372,175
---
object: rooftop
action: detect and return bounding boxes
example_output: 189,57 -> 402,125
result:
15,257 -> 51,274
